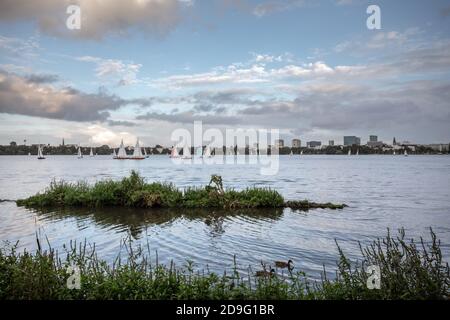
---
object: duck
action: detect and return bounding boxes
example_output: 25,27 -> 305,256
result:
274,259 -> 294,271
255,269 -> 275,277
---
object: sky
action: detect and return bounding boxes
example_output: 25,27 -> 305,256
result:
0,0 -> 449,147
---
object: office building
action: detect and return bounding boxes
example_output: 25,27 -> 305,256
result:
307,141 -> 321,148
344,136 -> 361,146
275,139 -> 284,148
292,139 -> 301,148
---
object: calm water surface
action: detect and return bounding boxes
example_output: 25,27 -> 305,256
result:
0,155 -> 449,278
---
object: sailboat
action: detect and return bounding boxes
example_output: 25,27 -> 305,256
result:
195,147 -> 203,158
348,148 -> 351,156
300,150 -> 303,155
28,152 -> 31,156
115,139 -> 128,160
182,145 -> 192,159
404,149 -> 408,157
393,150 -> 396,155
290,150 -> 293,156
143,147 -> 149,158
356,149 -> 359,156
89,148 -> 94,157
204,145 -> 212,158
131,139 -> 145,160
112,148 -> 117,158
77,146 -> 83,159
170,146 -> 179,158
37,144 -> 45,160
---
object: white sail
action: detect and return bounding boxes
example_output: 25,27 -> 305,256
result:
132,139 -> 144,159
290,150 -> 293,156
204,145 -> 212,157
143,147 -> 148,157
348,149 -> 351,155
117,139 -> 128,159
393,150 -> 396,155
89,148 -> 94,157
300,150 -> 303,155
404,149 -> 408,156
182,145 -> 191,159
196,147 -> 203,157
78,147 -> 83,158
112,149 -> 117,157
37,145 -> 45,159
170,147 -> 179,158
356,149 -> 359,156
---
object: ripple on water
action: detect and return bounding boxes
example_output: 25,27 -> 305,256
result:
0,155 -> 449,278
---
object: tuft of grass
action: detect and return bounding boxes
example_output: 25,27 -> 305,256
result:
0,228 -> 448,300
16,171 -> 343,210
316,228 -> 450,300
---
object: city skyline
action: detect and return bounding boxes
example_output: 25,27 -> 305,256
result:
3,133 -> 447,148
1,0 -> 450,147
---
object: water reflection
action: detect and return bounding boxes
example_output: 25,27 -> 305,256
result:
1,155 -> 449,279
32,206 -> 285,239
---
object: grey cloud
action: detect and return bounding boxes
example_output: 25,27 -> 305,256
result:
193,104 -> 216,112
136,111 -> 241,125
26,73 -> 59,84
107,120 -> 137,127
441,6 -> 450,17
0,0 -> 183,40
0,71 -> 125,122
232,80 -> 450,142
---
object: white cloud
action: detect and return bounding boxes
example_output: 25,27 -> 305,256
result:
153,60 -> 362,88
0,35 -> 40,59
86,124 -> 136,146
77,56 -> 142,86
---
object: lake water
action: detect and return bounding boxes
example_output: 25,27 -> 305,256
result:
0,155 -> 449,279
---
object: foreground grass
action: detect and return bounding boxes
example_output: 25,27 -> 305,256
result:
0,228 -> 448,300
16,171 -> 346,210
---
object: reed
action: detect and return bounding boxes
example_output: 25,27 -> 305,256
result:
0,228 -> 447,300
16,171 -> 345,210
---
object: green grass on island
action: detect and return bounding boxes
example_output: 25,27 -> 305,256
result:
0,228 -> 448,300
16,171 -> 347,210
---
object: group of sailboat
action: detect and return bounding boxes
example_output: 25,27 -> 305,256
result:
112,139 -> 146,160
170,145 -> 192,159
170,145 -> 213,159
76,146 -> 96,158
346,148 -> 359,155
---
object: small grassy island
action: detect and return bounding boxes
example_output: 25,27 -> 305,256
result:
16,171 -> 347,210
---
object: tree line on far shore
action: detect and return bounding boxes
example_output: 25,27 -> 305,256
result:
0,141 -> 448,155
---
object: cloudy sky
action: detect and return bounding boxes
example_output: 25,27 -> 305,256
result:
0,0 -> 449,147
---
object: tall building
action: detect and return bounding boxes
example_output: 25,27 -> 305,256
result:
275,139 -> 284,148
307,141 -> 321,148
328,140 -> 334,146
344,136 -> 361,146
369,135 -> 378,142
292,139 -> 301,148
